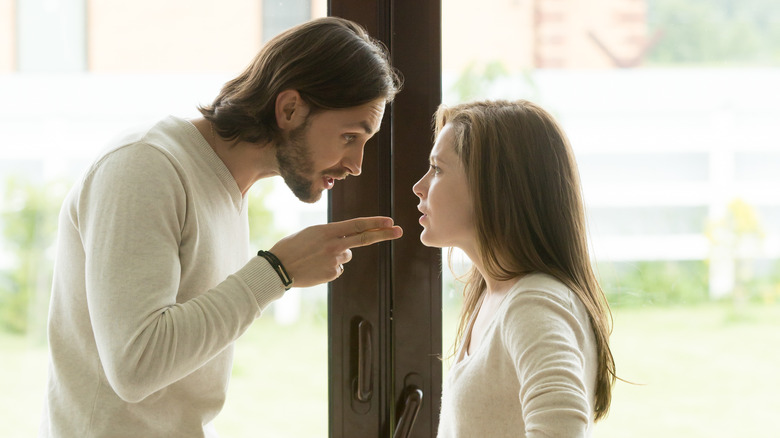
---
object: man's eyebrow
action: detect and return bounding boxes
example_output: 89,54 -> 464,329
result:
346,121 -> 374,135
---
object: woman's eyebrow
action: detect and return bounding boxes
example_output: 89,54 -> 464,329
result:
430,154 -> 450,165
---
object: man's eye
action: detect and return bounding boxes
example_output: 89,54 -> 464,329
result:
344,134 -> 357,143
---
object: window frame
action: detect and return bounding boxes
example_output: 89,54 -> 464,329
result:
327,0 -> 443,436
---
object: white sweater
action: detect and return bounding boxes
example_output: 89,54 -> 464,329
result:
40,116 -> 286,437
438,273 -> 597,438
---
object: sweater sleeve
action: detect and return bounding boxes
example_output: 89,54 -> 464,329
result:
77,143 -> 285,403
501,290 -> 592,438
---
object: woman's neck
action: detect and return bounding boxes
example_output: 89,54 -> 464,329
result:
472,262 -> 519,296
484,277 -> 518,296
460,246 -> 523,295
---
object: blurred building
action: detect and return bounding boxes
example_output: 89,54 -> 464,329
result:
0,0 -> 327,73
444,0 -> 650,71
0,0 -> 649,74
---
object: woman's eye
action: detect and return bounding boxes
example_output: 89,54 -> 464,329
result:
430,164 -> 441,174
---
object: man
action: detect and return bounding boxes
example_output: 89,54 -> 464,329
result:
40,17 -> 402,437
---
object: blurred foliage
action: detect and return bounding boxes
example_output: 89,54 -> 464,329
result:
247,179 -> 285,250
647,0 -> 780,65
741,259 -> 780,305
706,199 -> 770,306
448,60 -> 512,103
706,198 -> 765,246
599,260 -> 779,309
601,199 -> 777,308
599,260 -> 710,307
0,177 -> 68,339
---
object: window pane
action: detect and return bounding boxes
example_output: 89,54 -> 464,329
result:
0,3 -> 328,437
17,0 -> 86,72
578,153 -> 710,183
441,0 -> 780,436
588,206 -> 709,235
263,0 -> 312,42
735,152 -> 780,182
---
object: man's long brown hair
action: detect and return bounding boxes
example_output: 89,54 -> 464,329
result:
440,100 -> 616,421
199,17 -> 401,144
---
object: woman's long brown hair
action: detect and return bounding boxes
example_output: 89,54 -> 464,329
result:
440,100 -> 616,421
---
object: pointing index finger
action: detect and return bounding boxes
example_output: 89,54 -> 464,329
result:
329,216 -> 396,238
328,217 -> 403,248
344,225 -> 403,248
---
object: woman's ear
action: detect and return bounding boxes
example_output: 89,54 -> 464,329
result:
275,89 -> 310,130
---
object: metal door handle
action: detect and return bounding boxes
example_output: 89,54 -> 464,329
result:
355,320 -> 373,402
393,386 -> 423,438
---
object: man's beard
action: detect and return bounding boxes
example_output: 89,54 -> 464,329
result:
276,120 -> 322,203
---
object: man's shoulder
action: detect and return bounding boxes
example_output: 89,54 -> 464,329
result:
83,116 -> 197,176
99,116 -> 190,161
73,120 -> 189,194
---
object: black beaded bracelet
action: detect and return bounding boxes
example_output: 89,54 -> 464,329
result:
257,250 -> 293,290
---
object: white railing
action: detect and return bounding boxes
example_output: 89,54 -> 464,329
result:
2,69 -> 779,302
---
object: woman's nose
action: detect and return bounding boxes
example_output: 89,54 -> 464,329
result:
413,177 -> 426,199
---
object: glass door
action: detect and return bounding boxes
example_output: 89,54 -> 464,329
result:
218,3 -> 331,437
439,0 -> 780,437
0,2 -> 333,437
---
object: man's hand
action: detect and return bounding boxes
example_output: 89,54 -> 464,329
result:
268,216 -> 403,288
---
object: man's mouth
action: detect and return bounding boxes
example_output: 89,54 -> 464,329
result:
323,174 -> 347,190
323,176 -> 335,190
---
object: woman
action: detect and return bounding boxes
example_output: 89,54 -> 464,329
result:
413,100 -> 615,437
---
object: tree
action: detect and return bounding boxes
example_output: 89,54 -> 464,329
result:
0,177 -> 67,340
647,0 -> 780,65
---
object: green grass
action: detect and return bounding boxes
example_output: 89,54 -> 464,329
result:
594,303 -> 780,438
215,317 -> 328,438
0,334 -> 48,436
2,302 -> 779,437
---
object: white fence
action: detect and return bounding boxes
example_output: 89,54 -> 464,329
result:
2,69 -> 779,301
446,68 -> 780,297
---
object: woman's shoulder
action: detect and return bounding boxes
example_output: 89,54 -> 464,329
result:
498,273 -> 594,346
507,272 -> 574,304
501,272 -> 590,326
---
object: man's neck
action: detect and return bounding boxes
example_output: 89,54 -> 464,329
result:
190,117 -> 279,195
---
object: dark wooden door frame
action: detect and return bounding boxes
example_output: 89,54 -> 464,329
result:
328,0 -> 442,436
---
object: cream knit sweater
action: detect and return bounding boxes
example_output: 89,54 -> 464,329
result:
40,116 -> 286,437
438,273 -> 597,438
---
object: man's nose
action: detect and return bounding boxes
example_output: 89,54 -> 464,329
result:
344,146 -> 365,176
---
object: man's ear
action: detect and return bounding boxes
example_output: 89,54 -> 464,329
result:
275,89 -> 310,130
